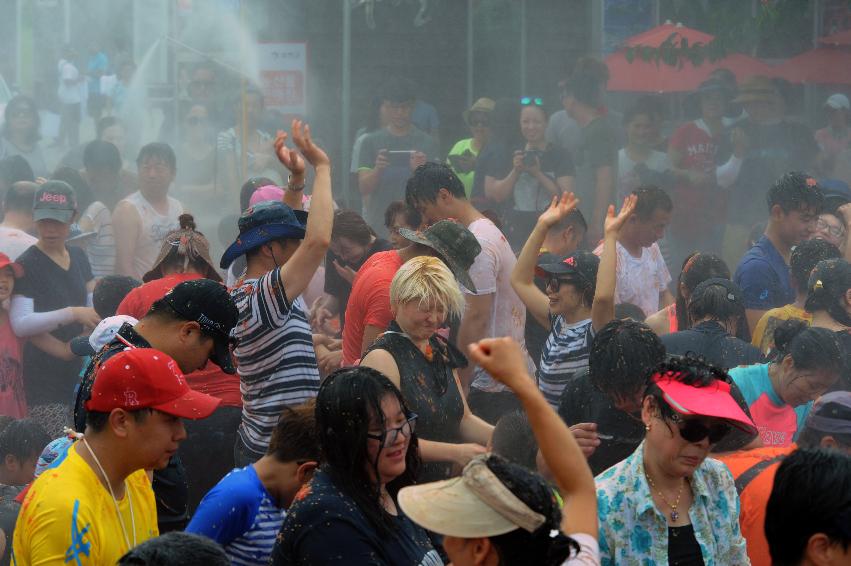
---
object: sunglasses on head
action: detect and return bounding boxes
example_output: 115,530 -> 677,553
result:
521,96 -> 543,106
668,412 -> 730,444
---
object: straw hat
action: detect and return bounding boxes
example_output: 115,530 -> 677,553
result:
463,97 -> 495,125
731,75 -> 777,105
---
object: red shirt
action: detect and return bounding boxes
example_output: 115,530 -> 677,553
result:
668,119 -> 727,235
116,273 -> 241,407
342,251 -> 404,365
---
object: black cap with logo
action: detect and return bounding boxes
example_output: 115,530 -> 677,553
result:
162,279 -> 239,374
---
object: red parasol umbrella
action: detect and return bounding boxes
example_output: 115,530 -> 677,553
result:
622,21 -> 715,48
606,50 -> 783,93
818,28 -> 851,47
775,47 -> 851,85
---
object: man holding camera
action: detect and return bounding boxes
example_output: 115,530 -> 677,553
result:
357,78 -> 439,237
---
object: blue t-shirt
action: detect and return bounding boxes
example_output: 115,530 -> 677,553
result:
271,469 -> 443,565
187,465 -> 285,566
734,236 -> 794,310
729,363 -> 811,447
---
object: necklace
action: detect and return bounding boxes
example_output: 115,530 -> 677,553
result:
645,471 -> 685,522
81,438 -> 137,550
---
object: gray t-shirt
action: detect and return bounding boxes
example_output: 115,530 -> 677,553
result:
358,127 -> 439,236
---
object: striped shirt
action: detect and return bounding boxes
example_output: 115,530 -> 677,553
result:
231,268 -> 319,459
186,465 -> 285,566
82,201 -> 115,278
538,316 -> 594,408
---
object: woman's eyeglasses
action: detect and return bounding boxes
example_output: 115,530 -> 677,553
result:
367,413 -> 418,448
520,96 -> 543,106
668,413 -> 730,444
816,218 -> 846,239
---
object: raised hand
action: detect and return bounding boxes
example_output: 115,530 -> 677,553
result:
537,192 -> 579,229
290,119 -> 331,168
603,193 -> 637,238
274,130 -> 306,176
467,337 -> 531,392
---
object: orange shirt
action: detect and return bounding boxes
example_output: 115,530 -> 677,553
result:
342,251 -> 403,365
718,445 -> 795,566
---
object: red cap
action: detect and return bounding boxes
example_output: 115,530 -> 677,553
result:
0,253 -> 23,278
653,373 -> 757,434
85,348 -> 220,419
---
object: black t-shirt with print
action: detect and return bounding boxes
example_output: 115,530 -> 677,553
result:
272,469 -> 443,565
14,245 -> 92,405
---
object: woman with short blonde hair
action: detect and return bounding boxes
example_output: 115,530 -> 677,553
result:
361,256 -> 493,482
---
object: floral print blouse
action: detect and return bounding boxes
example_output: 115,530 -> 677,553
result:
595,442 -> 750,566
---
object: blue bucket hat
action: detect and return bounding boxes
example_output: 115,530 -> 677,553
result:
220,200 -> 308,268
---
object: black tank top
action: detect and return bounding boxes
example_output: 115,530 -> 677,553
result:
367,321 -> 467,482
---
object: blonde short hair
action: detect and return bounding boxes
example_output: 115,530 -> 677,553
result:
390,256 -> 465,319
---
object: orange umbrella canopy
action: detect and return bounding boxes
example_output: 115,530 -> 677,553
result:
622,21 -> 715,48
606,51 -> 782,93
818,28 -> 851,47
775,47 -> 851,85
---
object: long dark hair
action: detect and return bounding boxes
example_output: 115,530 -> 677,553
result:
485,455 -> 579,565
771,320 -> 842,375
675,252 -> 730,331
317,367 -> 420,537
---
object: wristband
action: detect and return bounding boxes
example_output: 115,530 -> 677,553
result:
287,175 -> 306,192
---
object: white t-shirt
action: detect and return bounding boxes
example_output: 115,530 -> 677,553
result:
562,533 -> 601,566
57,59 -> 82,105
594,240 -> 671,317
616,148 -> 671,202
121,191 -> 184,280
0,226 -> 37,260
465,218 -> 534,392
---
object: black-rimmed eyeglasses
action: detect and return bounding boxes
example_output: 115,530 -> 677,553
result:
367,413 -> 418,448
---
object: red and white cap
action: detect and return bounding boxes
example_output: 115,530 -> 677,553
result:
653,372 -> 757,434
85,348 -> 220,420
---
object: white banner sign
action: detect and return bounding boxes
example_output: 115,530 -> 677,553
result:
257,42 -> 307,115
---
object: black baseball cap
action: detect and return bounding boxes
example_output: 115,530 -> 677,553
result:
162,279 -> 239,374
33,180 -> 77,223
535,251 -> 600,288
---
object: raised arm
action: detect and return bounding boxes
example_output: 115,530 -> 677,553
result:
111,199 -> 141,277
591,194 -> 636,332
277,120 -> 333,300
273,130 -> 307,211
511,193 -> 579,328
484,151 -> 524,203
468,337 -> 597,538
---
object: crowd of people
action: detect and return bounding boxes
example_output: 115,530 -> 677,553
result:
0,53 -> 849,566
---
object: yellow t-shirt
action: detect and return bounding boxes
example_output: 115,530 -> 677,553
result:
12,443 -> 158,565
751,304 -> 812,354
447,138 -> 480,198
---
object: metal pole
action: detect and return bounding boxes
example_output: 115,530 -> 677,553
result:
520,0 -> 527,95
467,0 -> 474,107
342,0 -> 352,207
15,0 -> 22,87
64,0 -> 71,44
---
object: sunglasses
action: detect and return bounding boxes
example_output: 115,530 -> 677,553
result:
186,116 -> 208,126
546,277 -> 574,291
367,413 -> 418,448
521,96 -> 543,106
469,119 -> 490,127
668,412 -> 730,444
